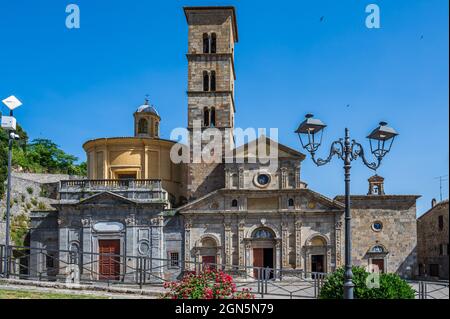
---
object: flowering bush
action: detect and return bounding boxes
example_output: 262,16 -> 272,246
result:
161,269 -> 255,299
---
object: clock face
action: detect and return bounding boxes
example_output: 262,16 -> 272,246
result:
257,174 -> 270,186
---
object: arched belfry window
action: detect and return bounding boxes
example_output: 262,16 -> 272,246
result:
203,107 -> 210,127
210,107 -> 216,127
210,71 -> 216,91
203,71 -> 209,92
203,33 -> 209,54
138,118 -> 148,134
211,33 -> 217,53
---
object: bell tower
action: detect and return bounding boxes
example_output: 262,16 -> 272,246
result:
368,175 -> 385,195
184,6 -> 238,200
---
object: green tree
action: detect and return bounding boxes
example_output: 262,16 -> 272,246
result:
1,125 -> 87,198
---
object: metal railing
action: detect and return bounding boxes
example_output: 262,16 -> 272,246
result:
3,244 -> 447,299
0,244 -> 326,299
60,179 -> 162,190
410,280 -> 449,300
58,179 -> 168,202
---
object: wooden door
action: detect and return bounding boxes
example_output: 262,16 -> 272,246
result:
371,259 -> 385,273
98,240 -> 120,280
202,256 -> 216,271
311,255 -> 324,273
253,248 -> 264,278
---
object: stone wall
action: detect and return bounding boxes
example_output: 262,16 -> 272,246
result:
0,172 -> 78,245
417,200 -> 449,280
335,195 -> 419,278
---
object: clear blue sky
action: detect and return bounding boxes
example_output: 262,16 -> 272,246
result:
0,0 -> 448,216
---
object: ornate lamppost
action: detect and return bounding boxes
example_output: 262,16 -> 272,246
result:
295,114 -> 398,299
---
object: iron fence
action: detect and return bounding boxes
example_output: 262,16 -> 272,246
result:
0,244 -> 326,298
1,244 -> 447,299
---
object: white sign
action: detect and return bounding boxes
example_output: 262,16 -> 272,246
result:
1,116 -> 17,131
93,222 -> 124,232
2,95 -> 22,110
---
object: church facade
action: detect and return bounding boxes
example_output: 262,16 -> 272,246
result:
29,6 -> 419,281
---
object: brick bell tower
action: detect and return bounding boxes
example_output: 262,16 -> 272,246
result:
184,6 -> 238,200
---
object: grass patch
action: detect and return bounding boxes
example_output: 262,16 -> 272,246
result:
0,288 -> 107,299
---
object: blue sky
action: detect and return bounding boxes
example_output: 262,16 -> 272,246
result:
0,0 -> 448,216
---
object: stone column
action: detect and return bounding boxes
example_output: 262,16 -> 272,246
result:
295,165 -> 301,189
245,241 -> 252,277
224,222 -> 232,269
224,168 -> 230,189
335,221 -> 342,268
238,219 -> 245,268
327,246 -> 332,273
281,220 -> 289,268
184,217 -> 192,271
238,168 -> 244,189
144,146 -> 150,179
275,240 -> 282,279
295,219 -> 302,269
281,168 -> 287,189
81,216 -> 93,281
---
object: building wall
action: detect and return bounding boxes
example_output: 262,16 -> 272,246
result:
336,196 -> 419,278
417,200 -> 449,280
83,138 -> 186,206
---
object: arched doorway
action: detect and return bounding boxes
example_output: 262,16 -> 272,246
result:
367,245 -> 388,273
251,228 -> 276,279
306,235 -> 328,274
198,236 -> 219,270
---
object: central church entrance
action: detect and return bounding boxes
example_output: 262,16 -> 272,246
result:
251,228 -> 276,279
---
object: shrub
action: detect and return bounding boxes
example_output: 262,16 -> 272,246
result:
21,194 -> 25,202
37,202 -> 47,210
39,186 -> 48,197
161,269 -> 255,299
30,198 -> 38,206
26,187 -> 33,195
319,266 -> 415,299
11,214 -> 30,246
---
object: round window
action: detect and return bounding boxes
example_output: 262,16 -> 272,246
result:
138,240 -> 150,256
255,173 -> 271,187
372,221 -> 383,232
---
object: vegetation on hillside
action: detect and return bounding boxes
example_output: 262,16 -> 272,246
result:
0,125 -> 87,197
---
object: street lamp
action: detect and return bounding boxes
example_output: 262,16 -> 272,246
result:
295,114 -> 398,299
1,95 -> 22,278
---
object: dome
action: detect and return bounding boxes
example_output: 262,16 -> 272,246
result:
136,98 -> 159,116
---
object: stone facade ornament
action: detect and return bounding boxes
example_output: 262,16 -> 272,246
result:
281,221 -> 289,267
335,221 -> 342,266
238,220 -> 245,266
81,218 -> 91,227
294,220 -> 302,269
125,215 -> 136,226
224,222 -> 232,267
